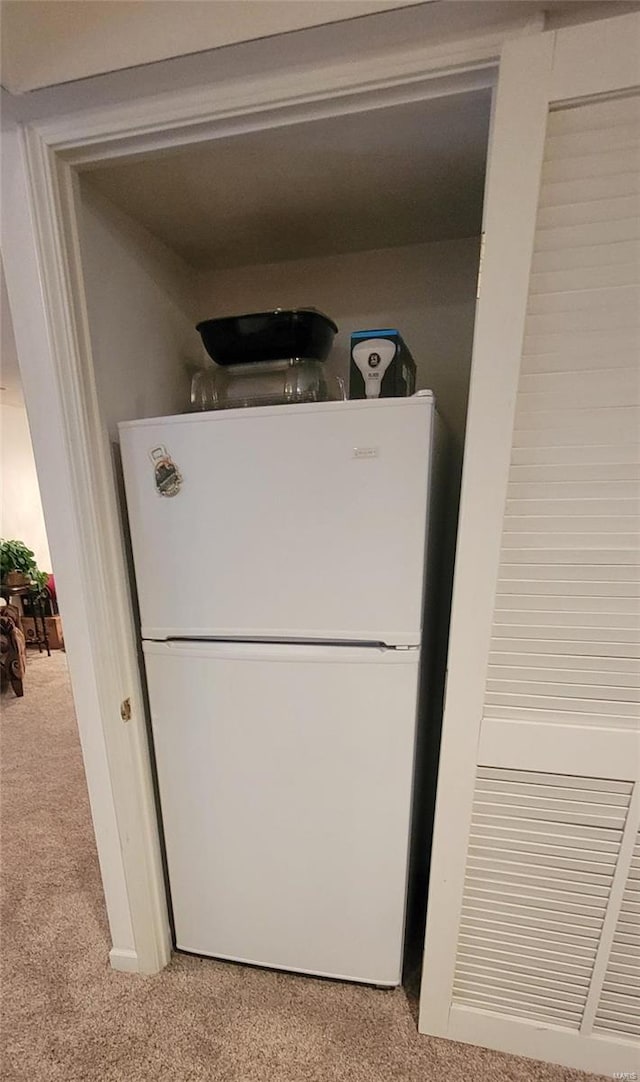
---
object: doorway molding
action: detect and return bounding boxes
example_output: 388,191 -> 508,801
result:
2,14 -> 538,975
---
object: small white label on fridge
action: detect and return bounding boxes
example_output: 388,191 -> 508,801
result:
353,446 -> 379,459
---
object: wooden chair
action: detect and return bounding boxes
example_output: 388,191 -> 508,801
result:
0,604 -> 27,697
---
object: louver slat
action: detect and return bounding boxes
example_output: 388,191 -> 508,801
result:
442,92 -> 640,1054
594,832 -> 640,1038
452,769 -> 630,1029
482,93 -> 640,740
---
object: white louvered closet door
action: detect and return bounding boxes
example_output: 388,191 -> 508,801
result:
419,14 -> 640,1077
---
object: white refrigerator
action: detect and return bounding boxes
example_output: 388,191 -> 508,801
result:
119,393 -> 438,986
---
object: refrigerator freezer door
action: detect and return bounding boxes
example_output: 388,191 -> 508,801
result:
120,397 -> 433,645
144,639 -> 420,985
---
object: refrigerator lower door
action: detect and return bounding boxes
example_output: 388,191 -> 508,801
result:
144,639 -> 420,985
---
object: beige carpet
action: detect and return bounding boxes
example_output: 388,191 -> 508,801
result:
1,651 -> 606,1082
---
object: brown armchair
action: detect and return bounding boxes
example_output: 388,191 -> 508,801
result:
0,604 -> 27,697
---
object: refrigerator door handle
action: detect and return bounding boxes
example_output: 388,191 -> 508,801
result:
143,640 -> 419,664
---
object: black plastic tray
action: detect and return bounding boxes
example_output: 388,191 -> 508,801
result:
196,308 -> 338,366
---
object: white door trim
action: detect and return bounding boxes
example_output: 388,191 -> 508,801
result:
418,10 -> 640,1073
28,20 -> 536,166
13,125 -> 174,976
1,18 -> 534,975
418,25 -> 556,1038
1,119 -> 139,965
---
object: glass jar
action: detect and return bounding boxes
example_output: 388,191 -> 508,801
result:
190,358 -> 345,412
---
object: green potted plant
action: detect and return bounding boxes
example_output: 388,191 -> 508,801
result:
0,539 -> 48,591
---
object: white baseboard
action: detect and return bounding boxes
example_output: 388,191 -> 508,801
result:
447,1005 -> 640,1077
109,947 -> 140,973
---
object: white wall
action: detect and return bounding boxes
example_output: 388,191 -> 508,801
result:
196,237 -> 481,459
79,184 -> 201,439
0,402 -> 52,571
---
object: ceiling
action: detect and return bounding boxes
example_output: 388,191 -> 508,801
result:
3,1 -> 639,96
85,89 -> 491,271
0,0 -> 418,94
